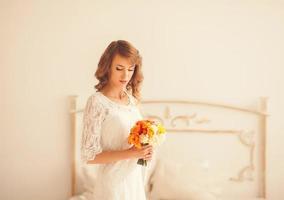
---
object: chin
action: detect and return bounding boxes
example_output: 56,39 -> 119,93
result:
116,84 -> 126,89
119,81 -> 128,86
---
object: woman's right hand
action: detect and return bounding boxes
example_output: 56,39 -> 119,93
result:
127,145 -> 153,161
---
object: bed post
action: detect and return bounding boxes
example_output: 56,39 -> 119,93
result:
259,97 -> 268,198
69,95 -> 78,197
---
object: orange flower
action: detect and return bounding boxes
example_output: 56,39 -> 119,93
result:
128,119 -> 167,166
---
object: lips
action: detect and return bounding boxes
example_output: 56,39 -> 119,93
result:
120,80 -> 127,83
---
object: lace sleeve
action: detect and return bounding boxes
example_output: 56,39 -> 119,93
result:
81,95 -> 106,164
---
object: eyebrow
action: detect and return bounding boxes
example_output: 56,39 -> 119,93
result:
116,64 -> 135,68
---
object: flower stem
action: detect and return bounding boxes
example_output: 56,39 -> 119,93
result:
137,158 -> 147,166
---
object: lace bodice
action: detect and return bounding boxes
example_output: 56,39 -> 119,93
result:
81,90 -> 142,164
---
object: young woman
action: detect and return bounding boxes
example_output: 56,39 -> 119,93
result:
81,40 -> 153,199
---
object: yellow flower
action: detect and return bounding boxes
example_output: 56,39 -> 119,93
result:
157,124 -> 166,134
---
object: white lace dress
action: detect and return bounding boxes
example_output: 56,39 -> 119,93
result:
80,91 -> 147,200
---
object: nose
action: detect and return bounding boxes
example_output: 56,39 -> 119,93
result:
122,69 -> 129,79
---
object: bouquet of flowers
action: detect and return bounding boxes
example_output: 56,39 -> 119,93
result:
127,119 -> 166,166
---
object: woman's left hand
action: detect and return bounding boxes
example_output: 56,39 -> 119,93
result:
144,147 -> 154,161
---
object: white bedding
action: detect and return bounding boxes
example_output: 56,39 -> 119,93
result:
145,152 -> 267,200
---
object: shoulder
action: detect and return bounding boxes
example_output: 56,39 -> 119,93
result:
84,92 -> 109,118
85,92 -> 104,109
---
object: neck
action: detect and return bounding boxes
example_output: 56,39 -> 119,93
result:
101,84 -> 126,99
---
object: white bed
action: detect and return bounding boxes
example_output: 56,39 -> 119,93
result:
69,95 -> 268,200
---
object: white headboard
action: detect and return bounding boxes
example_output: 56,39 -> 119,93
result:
139,98 -> 268,199
69,96 -> 268,199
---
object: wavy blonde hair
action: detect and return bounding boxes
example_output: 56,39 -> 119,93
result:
94,40 -> 143,101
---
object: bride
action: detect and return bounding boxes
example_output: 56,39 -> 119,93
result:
80,40 -> 153,199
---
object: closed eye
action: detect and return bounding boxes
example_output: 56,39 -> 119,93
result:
116,64 -> 135,71
116,67 -> 123,71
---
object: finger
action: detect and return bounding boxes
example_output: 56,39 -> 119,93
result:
143,148 -> 150,154
145,156 -> 152,161
145,153 -> 152,158
145,151 -> 152,156
142,145 -> 151,150
145,146 -> 153,151
146,149 -> 153,155
143,151 -> 149,156
146,148 -> 153,152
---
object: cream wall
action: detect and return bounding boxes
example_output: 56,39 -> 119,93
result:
1,1 -> 283,200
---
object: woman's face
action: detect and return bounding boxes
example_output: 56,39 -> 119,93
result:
108,54 -> 135,89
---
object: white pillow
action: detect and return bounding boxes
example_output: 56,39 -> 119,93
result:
149,158 -> 222,200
